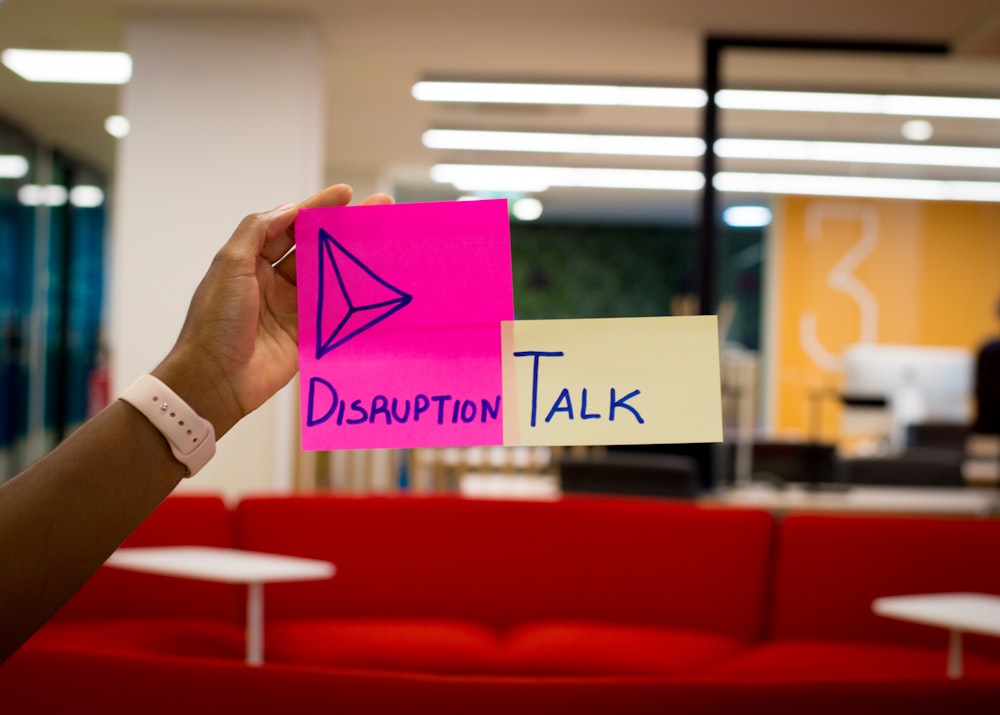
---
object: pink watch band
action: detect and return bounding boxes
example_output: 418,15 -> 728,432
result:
119,374 -> 216,477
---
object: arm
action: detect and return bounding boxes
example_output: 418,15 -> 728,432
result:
0,184 -> 391,662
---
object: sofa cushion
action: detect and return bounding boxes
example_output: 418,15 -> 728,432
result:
770,514 -> 1000,655
50,495 -> 241,622
706,638 -> 1000,681
264,618 -> 503,674
24,617 -> 244,660
235,495 -> 774,642
502,620 -> 748,676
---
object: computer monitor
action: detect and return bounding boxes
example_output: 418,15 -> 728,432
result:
841,343 -> 973,423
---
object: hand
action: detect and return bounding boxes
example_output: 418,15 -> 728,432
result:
154,184 -> 392,437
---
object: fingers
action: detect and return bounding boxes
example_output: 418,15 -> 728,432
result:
358,192 -> 394,206
258,185 -> 353,265
297,183 -> 353,210
258,204 -> 299,265
270,187 -> 393,286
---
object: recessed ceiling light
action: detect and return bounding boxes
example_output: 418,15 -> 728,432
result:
2,48 -> 132,84
512,197 -> 544,221
723,206 -> 772,228
104,115 -> 131,138
901,119 -> 934,142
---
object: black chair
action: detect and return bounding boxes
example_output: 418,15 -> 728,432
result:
557,451 -> 700,499
836,448 -> 965,487
717,440 -> 837,486
905,421 -> 970,452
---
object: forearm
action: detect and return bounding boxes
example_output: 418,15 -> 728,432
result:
0,398 -> 186,662
0,184 -> 382,663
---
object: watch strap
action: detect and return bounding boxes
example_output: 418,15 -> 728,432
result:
119,374 -> 216,477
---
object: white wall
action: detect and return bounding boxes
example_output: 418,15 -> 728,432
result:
109,13 -> 325,497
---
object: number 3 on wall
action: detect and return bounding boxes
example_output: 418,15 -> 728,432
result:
798,204 -> 880,372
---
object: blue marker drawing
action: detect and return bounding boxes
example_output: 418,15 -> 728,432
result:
316,228 -> 412,359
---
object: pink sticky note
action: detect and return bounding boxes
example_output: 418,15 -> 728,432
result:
296,199 -> 513,450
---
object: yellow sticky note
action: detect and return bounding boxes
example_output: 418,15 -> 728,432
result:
502,316 -> 722,446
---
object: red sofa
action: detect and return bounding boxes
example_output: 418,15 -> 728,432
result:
4,493 -> 1000,713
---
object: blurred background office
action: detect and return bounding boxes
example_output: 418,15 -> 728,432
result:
1,0 -> 999,497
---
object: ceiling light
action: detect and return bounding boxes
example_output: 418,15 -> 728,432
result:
512,197 -> 544,221
423,129 -> 705,157
433,163 -> 1000,202
717,89 -> 1000,120
69,185 -> 105,208
105,115 -> 130,139
430,164 -> 705,193
425,129 -> 1000,171
414,80 -> 1000,121
413,81 -> 706,107
0,155 -> 29,179
724,206 -> 772,228
715,138 -> 1000,169
431,165 -> 552,193
2,49 -> 132,84
715,172 -> 1000,202
18,184 -> 68,206
901,119 -> 934,142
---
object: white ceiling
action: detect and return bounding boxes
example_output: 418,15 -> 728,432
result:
3,0 -> 1000,221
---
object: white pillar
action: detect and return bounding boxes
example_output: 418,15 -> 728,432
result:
109,13 -> 325,497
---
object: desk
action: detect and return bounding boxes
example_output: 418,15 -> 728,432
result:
106,546 -> 335,665
873,593 -> 1000,678
704,484 -> 1000,517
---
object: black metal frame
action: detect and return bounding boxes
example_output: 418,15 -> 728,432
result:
696,36 -> 949,315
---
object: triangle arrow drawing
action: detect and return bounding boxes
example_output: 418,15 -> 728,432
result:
315,228 -> 412,359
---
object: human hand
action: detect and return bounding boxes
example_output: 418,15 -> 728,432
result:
154,184 -> 392,437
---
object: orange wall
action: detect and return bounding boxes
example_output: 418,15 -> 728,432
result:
767,196 -> 1000,442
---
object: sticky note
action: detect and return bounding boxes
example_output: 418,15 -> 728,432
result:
295,199 -> 723,451
501,316 -> 723,446
296,199 -> 514,450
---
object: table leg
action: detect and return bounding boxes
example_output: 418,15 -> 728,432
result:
947,629 -> 963,679
246,582 -> 264,666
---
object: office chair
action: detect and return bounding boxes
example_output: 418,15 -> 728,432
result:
836,448 -> 965,487
557,451 -> 700,499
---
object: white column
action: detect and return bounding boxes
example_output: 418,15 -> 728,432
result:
109,13 -> 325,496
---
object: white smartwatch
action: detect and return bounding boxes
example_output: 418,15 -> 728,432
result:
119,374 -> 216,477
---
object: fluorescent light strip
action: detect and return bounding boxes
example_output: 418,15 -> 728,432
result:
717,138 -> 1000,169
715,172 -> 1000,202
719,89 -> 1000,120
424,129 -> 1000,170
1,49 -> 131,84
431,163 -> 1000,201
413,81 -> 706,108
414,81 -> 1000,120
423,129 -> 705,157
429,164 -> 705,193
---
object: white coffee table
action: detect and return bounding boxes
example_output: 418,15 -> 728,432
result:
106,546 -> 336,665
872,592 -> 1000,678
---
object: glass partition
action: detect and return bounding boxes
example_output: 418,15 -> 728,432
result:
716,46 -> 1000,470
0,121 -> 107,480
